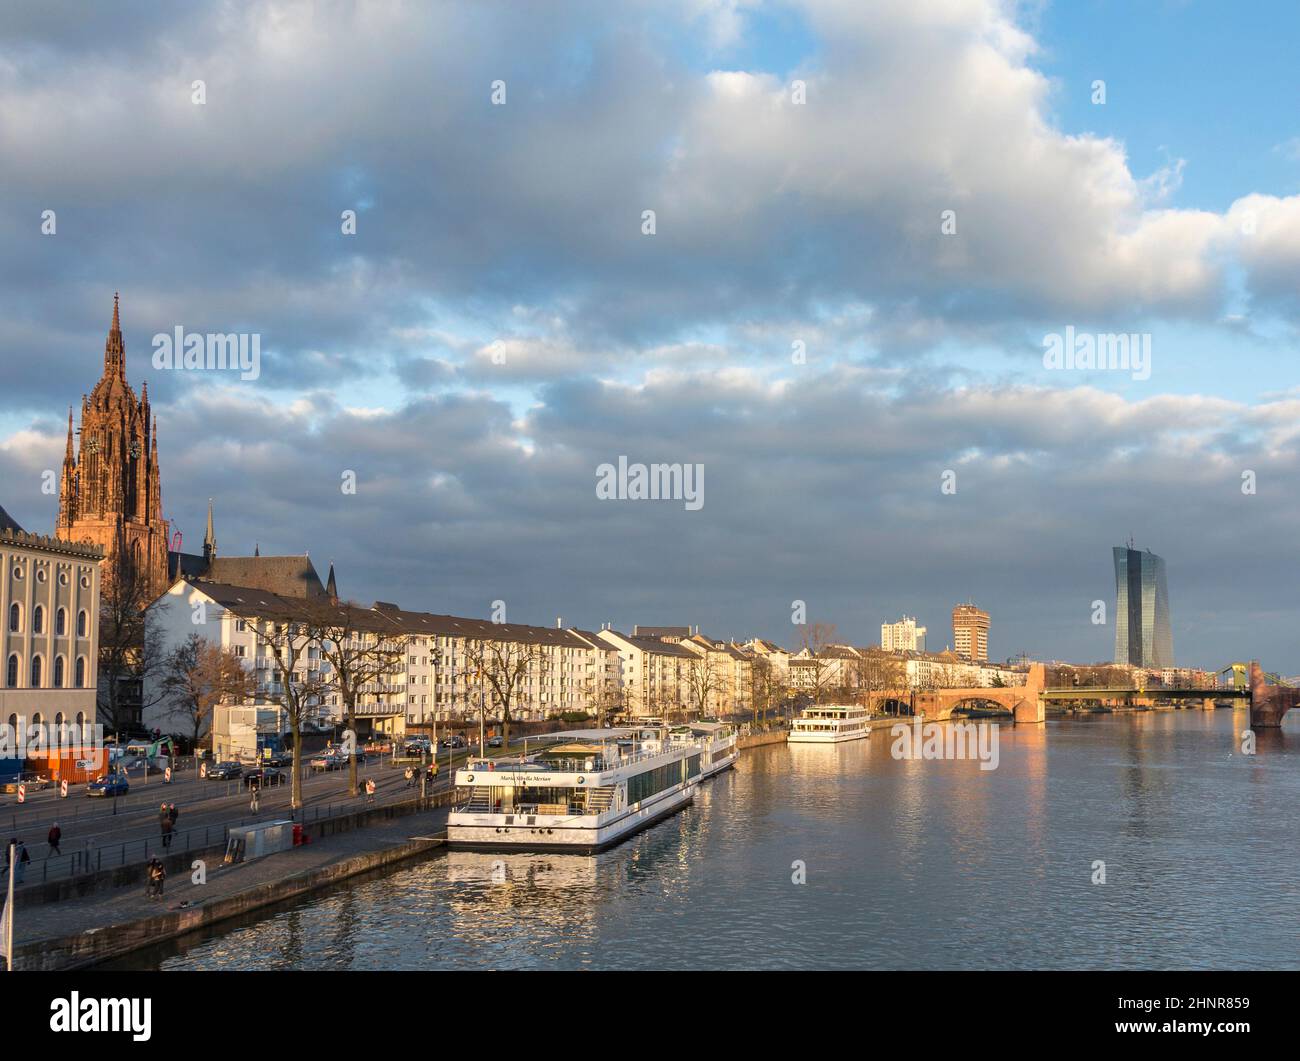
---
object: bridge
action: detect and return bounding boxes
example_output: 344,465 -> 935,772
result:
872,661 -> 1300,728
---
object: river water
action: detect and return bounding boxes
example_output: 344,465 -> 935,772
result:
113,710 -> 1300,970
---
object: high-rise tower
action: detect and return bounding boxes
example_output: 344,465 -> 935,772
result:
1112,545 -> 1173,668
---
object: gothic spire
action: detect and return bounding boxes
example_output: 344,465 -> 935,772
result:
64,407 -> 74,461
326,561 -> 338,602
203,498 -> 216,562
104,292 -> 126,381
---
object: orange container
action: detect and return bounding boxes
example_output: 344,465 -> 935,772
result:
27,746 -> 109,785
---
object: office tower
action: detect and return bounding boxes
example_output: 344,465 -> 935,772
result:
1113,545 -> 1174,668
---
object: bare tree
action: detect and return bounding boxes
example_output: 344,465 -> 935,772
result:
97,557 -> 169,734
799,623 -> 839,703
463,635 -> 540,747
684,649 -> 724,720
852,649 -> 906,715
750,654 -> 785,728
158,633 -> 252,746
312,602 -> 408,795
248,611 -> 332,810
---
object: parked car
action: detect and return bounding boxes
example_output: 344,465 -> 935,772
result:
87,773 -> 130,798
309,753 -> 345,772
263,752 -> 292,767
206,761 -> 243,780
245,768 -> 286,789
487,736 -> 504,748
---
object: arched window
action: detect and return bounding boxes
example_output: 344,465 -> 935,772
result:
56,608 -> 67,636
30,655 -> 42,687
31,712 -> 42,729
53,657 -> 65,688
77,610 -> 88,638
75,711 -> 85,736
75,657 -> 86,688
8,603 -> 18,633
6,713 -> 15,733
5,656 -> 17,688
33,605 -> 44,635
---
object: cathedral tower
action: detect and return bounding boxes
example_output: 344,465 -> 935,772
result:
57,294 -> 170,597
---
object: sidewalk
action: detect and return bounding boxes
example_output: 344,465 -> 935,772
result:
10,805 -> 450,969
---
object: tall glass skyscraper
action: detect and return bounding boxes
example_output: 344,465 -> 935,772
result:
1113,546 -> 1174,668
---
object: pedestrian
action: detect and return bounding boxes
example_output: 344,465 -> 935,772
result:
159,802 -> 169,828
403,766 -> 414,788
249,785 -> 259,813
14,840 -> 29,884
47,822 -> 61,857
146,858 -> 165,900
365,777 -> 376,803
168,802 -> 178,826
160,815 -> 173,849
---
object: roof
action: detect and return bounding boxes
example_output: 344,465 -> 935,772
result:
202,555 -> 327,598
183,581 -> 391,630
633,625 -> 691,638
0,504 -> 23,534
168,551 -> 209,580
368,603 -> 595,649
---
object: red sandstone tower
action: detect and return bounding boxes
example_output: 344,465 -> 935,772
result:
56,294 -> 170,598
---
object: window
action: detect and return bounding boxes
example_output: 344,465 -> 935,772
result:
53,656 -> 65,688
8,603 -> 18,633
30,656 -> 42,687
56,608 -> 67,636
33,605 -> 44,635
77,610 -> 88,637
5,655 -> 17,688
234,645 -> 246,657
75,657 -> 86,687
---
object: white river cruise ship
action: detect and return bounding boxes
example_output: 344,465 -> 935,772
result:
787,704 -> 872,744
447,726 -> 704,852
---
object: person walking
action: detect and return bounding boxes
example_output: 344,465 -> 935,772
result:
47,822 -> 61,857
365,777 -> 376,804
159,803 -> 170,829
168,803 -> 178,826
160,815 -> 173,850
14,840 -> 29,884
249,785 -> 260,814
146,858 -> 165,900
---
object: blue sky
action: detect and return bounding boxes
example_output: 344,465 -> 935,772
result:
3,0 -> 1300,669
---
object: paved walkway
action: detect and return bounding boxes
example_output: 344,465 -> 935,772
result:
12,805 -> 450,949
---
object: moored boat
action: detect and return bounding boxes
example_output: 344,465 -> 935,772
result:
447,726 -> 700,852
787,704 -> 871,743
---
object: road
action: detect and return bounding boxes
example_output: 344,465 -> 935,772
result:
2,747 -> 476,888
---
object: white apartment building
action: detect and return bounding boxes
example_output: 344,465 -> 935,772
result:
595,629 -> 695,719
144,580 -> 628,739
1,507 -> 102,735
881,616 -> 926,653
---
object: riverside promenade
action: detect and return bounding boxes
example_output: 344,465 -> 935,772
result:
9,804 -> 451,970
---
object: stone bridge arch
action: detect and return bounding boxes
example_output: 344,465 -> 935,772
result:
915,664 -> 1046,725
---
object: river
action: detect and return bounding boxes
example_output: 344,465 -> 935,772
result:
109,709 -> 1300,970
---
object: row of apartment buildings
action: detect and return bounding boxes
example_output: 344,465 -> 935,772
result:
140,578 -> 1034,739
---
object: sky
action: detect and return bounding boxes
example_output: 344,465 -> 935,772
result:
2,0 -> 1300,669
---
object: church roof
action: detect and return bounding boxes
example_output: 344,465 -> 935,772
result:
0,504 -> 23,534
168,551 -> 210,581
202,555 -> 328,598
